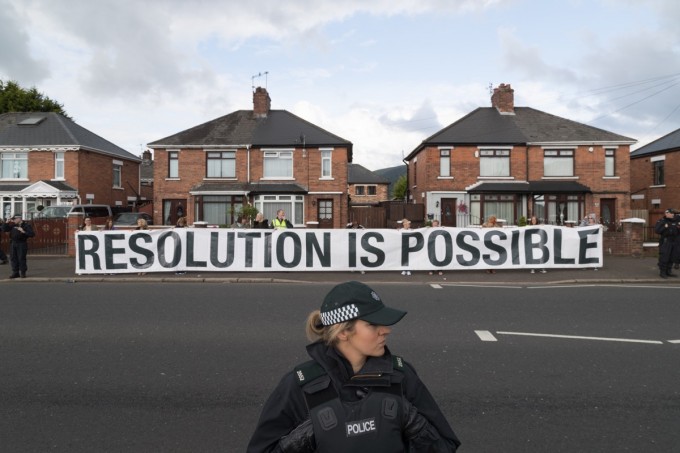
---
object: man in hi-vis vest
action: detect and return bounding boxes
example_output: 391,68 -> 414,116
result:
271,209 -> 293,229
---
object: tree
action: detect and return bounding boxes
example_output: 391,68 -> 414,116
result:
0,80 -> 69,117
392,174 -> 408,200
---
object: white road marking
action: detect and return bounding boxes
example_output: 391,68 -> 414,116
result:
668,340 -> 680,344
496,331 -> 663,345
475,330 -> 498,342
441,284 -> 521,289
430,284 -> 443,289
526,284 -> 680,290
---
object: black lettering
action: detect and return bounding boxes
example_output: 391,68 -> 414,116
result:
210,231 -> 234,268
427,230 -> 452,266
483,230 -> 507,265
524,228 -> 549,265
360,232 -> 385,267
129,233 -> 154,269
104,233 -> 126,270
401,232 -> 424,266
456,231 -> 480,266
157,231 -> 182,268
78,234 -> 101,270
348,232 -> 357,267
578,228 -> 600,264
306,232 -> 331,268
510,229 -> 521,265
263,232 -> 272,268
238,232 -> 259,267
554,229 -> 575,264
277,232 -> 301,268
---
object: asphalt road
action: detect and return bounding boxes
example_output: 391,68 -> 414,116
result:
1,282 -> 679,452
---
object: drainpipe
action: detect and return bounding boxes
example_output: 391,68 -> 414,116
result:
402,154 -> 409,203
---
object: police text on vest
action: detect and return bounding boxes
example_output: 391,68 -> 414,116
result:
346,418 -> 377,437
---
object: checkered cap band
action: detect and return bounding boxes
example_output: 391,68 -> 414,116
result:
320,303 -> 359,326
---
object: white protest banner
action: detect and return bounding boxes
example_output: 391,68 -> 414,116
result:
75,225 -> 602,274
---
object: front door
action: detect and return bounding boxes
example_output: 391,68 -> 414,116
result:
600,199 -> 616,232
441,198 -> 457,227
318,199 -> 333,228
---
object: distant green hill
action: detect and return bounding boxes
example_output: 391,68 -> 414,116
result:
374,165 -> 406,199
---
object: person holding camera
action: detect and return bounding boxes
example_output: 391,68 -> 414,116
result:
2,214 -> 35,279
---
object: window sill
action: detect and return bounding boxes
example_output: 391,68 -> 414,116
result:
0,178 -> 29,182
649,184 -> 666,188
602,176 -> 620,180
437,176 -> 454,180
113,186 -> 124,190
541,176 -> 579,180
261,177 -> 295,180
319,177 -> 334,181
51,178 -> 66,181
203,178 -> 237,181
477,176 -> 514,180
165,177 -> 181,181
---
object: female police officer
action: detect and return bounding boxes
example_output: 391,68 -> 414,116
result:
247,281 -> 460,452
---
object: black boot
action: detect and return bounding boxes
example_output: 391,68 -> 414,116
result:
9,273 -> 19,279
667,271 -> 677,277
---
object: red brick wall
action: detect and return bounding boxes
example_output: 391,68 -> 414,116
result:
27,149 -> 139,206
153,147 -> 350,228
631,151 -> 680,212
409,144 -> 632,222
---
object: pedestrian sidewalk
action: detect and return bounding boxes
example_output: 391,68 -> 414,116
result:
3,255 -> 673,285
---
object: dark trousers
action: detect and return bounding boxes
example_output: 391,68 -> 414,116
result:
10,241 -> 28,275
658,239 -> 676,273
0,247 -> 7,262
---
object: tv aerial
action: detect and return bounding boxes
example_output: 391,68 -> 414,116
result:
252,71 -> 269,91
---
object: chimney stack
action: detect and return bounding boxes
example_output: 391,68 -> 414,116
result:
253,87 -> 271,118
491,83 -> 514,114
142,149 -> 152,162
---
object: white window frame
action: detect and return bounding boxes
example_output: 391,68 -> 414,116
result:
206,150 -> 236,178
543,149 -> 574,177
439,148 -> 451,177
604,148 -> 615,177
54,151 -> 65,179
253,194 -> 304,225
479,148 -> 510,177
320,148 -> 332,179
1,152 -> 28,179
263,149 -> 294,179
168,150 -> 179,178
113,160 -> 123,188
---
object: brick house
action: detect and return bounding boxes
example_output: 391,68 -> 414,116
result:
147,87 -> 353,228
404,84 -> 636,231
0,112 -> 141,218
348,163 -> 390,206
630,127 -> 680,223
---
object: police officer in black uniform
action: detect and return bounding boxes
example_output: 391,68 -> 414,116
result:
655,208 -> 679,279
247,281 -> 460,452
2,214 -> 36,279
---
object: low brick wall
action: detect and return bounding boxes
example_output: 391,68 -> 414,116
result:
603,221 -> 645,257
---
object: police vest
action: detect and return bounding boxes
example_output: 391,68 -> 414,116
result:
294,357 -> 407,453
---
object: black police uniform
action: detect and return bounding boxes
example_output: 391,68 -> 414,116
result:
247,341 -> 460,452
2,218 -> 35,278
655,213 -> 680,277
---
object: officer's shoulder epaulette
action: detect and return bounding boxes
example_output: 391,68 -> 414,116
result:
392,355 -> 405,371
293,360 -> 326,386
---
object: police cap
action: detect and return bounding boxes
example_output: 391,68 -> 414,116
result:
320,281 -> 407,326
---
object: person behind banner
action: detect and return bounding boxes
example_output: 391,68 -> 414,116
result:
2,214 -> 35,279
346,220 -> 364,229
253,212 -> 270,229
135,218 -> 149,276
655,208 -> 680,279
79,217 -> 95,231
271,209 -> 293,229
247,281 -> 461,453
232,216 -> 245,228
103,216 -> 115,231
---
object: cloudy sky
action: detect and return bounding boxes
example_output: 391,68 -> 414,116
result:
2,0 -> 680,170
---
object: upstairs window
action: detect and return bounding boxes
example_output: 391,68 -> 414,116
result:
480,149 -> 510,177
544,149 -> 574,177
113,163 -> 122,188
54,152 -> 64,179
206,151 -> 235,178
1,152 -> 28,179
653,160 -> 664,185
604,149 -> 615,176
440,149 -> 451,177
321,149 -> 332,178
168,151 -> 179,178
355,186 -> 365,196
264,150 -> 293,178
